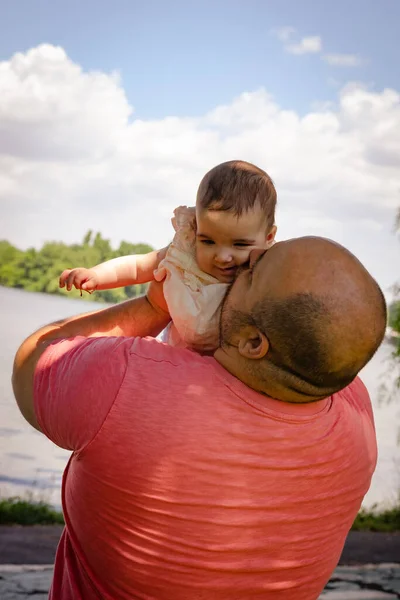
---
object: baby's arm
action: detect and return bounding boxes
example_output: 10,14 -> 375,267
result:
59,247 -> 168,292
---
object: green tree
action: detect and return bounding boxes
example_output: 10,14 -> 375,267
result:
0,231 -> 154,304
384,208 -> 400,396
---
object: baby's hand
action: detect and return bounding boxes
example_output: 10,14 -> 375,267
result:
59,268 -> 98,292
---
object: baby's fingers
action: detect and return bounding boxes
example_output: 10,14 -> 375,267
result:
59,269 -> 72,288
63,270 -> 85,291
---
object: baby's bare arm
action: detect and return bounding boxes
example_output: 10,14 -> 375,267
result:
60,247 -> 168,292
92,247 -> 168,289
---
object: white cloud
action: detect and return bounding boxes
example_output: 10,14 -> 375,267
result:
273,26 -> 296,43
0,44 -> 130,161
286,36 -> 322,55
0,45 -> 399,298
323,53 -> 364,67
273,27 -> 366,67
272,27 -> 322,55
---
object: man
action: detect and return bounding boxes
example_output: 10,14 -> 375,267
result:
12,237 -> 386,600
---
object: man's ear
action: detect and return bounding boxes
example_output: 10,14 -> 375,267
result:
237,326 -> 269,359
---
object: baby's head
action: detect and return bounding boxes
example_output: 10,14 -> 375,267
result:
195,160 -> 277,283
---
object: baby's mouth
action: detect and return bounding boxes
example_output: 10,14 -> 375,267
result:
215,266 -> 237,278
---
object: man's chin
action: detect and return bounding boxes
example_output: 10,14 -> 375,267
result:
217,274 -> 235,284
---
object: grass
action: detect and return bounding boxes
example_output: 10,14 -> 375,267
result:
0,497 -> 399,531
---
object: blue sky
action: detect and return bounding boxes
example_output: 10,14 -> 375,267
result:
2,0 -> 400,119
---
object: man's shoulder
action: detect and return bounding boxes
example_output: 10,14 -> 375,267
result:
334,375 -> 373,418
128,336 -> 207,368
340,375 -> 370,400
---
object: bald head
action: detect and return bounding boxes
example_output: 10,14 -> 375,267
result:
219,237 -> 387,400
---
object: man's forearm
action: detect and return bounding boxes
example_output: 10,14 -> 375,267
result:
12,294 -> 171,430
15,294 -> 170,371
43,295 -> 169,340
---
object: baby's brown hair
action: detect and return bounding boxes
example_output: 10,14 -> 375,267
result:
196,160 -> 277,230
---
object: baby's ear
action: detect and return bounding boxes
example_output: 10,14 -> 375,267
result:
266,225 -> 277,248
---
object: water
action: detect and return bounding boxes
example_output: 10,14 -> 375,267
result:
0,286 -> 399,509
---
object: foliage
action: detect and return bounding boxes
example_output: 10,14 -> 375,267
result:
0,497 -> 64,525
388,210 -> 400,383
1,495 -> 399,530
352,504 -> 400,532
389,301 -> 400,331
389,300 -> 400,368
0,231 -> 153,303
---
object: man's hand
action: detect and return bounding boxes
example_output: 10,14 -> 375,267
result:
59,268 -> 98,292
146,279 -> 170,316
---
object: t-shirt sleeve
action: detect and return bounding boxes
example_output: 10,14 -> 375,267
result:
352,375 -> 376,430
33,336 -> 131,452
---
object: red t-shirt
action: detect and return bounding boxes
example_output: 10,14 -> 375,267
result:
34,336 -> 377,600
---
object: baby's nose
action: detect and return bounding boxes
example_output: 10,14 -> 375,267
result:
215,248 -> 233,263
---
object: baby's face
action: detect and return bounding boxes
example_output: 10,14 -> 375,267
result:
195,206 -> 276,283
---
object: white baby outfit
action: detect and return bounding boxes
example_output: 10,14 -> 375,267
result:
154,206 -> 228,353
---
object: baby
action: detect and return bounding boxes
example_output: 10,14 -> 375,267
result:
59,160 -> 277,352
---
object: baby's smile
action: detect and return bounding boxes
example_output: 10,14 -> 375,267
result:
214,265 -> 238,282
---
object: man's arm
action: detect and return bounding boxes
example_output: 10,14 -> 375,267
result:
12,283 -> 170,431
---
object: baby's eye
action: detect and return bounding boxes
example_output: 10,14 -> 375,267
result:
200,239 -> 214,245
234,242 -> 251,247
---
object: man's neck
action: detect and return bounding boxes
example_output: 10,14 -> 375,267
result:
213,348 -> 329,404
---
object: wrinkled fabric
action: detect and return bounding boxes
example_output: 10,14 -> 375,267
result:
34,335 -> 377,600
